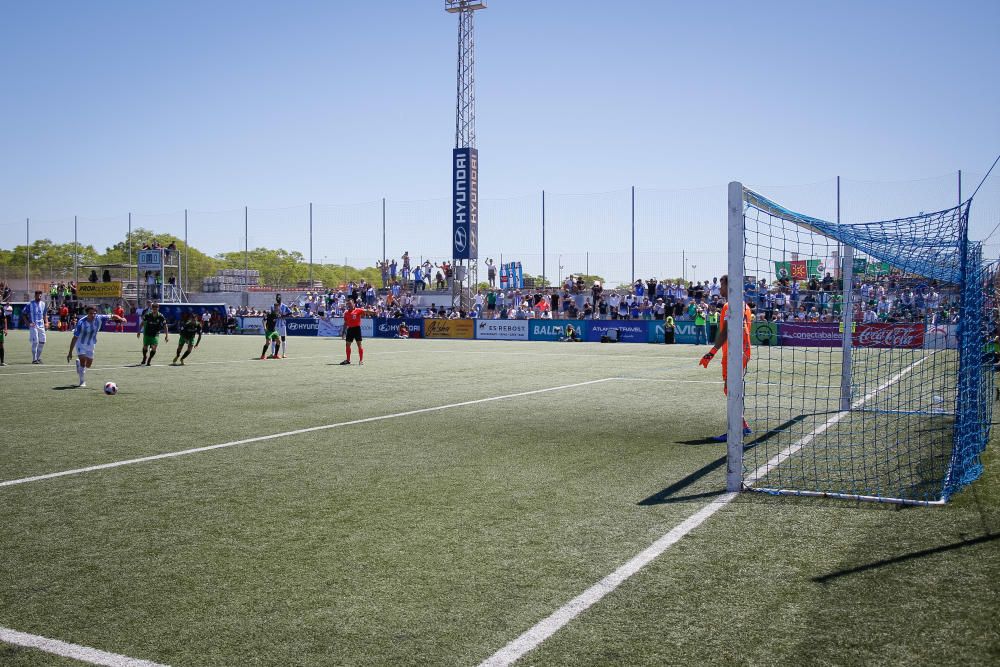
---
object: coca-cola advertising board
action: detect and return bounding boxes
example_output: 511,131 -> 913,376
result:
852,324 -> 925,349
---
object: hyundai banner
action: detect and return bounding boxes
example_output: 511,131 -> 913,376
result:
475,319 -> 529,341
285,317 -> 318,336
375,318 -> 424,338
452,147 -> 478,260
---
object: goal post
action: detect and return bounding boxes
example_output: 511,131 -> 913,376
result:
726,183 -> 995,504
726,182 -> 746,493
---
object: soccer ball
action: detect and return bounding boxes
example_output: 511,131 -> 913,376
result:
104,382 -> 118,395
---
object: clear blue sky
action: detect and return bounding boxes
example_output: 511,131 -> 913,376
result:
1,0 -> 998,282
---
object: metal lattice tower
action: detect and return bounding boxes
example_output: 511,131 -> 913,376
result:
446,1 -> 484,149
446,1 -> 485,310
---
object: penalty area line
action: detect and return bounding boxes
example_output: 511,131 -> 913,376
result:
0,378 -> 619,489
0,626 -> 168,667
480,355 -> 934,666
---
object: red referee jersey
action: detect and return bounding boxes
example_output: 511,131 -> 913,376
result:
344,308 -> 365,328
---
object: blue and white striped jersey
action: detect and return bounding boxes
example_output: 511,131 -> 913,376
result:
73,315 -> 109,348
27,300 -> 47,325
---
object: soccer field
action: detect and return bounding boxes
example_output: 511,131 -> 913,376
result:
0,331 -> 997,666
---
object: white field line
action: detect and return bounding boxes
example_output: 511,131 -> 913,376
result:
0,378 -> 618,489
479,354 -> 932,667
479,493 -> 738,667
0,626 -> 168,667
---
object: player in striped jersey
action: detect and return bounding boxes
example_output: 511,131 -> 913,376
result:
272,294 -> 291,358
67,305 -> 126,387
24,291 -> 48,364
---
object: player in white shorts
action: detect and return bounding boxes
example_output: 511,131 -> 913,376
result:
25,291 -> 48,364
273,294 -> 291,358
67,305 -> 126,387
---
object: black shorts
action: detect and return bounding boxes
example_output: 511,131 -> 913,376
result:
346,326 -> 363,343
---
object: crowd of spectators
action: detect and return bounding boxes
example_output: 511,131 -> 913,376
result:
225,267 -> 961,328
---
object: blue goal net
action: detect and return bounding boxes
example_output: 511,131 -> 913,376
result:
734,186 -> 996,504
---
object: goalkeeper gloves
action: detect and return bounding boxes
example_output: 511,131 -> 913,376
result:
699,349 -> 716,368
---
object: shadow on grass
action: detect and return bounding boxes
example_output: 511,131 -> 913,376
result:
639,415 -> 808,506
52,385 -> 82,391
813,533 -> 1000,583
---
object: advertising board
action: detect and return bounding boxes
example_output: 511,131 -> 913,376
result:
424,319 -> 475,339
285,317 -> 318,336
586,320 -> 649,343
779,322 -> 842,347
475,319 -> 529,341
528,320 -> 588,341
852,323 -> 924,349
375,318 -> 424,338
751,320 -> 779,346
77,282 -> 123,298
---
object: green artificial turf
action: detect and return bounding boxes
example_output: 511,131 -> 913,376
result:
0,330 -> 996,666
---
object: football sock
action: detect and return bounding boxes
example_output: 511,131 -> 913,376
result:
261,343 -> 269,357
147,349 -> 156,364
281,340 -> 287,356
0,344 -> 4,363
79,364 -> 86,384
181,348 -> 192,360
36,342 -> 44,360
346,345 -> 351,362
141,349 -> 148,364
358,346 -> 364,363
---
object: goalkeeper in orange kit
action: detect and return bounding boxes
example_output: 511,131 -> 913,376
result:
698,274 -> 753,441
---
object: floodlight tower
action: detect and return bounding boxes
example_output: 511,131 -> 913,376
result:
446,0 -> 485,311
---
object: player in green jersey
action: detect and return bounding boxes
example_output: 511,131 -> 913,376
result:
137,301 -> 169,366
260,310 -> 280,359
172,312 -> 203,365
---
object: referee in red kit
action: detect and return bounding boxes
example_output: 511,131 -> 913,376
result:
340,299 -> 367,365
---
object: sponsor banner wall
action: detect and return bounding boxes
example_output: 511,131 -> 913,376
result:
528,320 -> 589,341
78,282 -> 123,298
285,317 -> 318,336
375,318 -> 424,338
239,316 -> 264,334
650,319 -> 698,344
318,317 -> 344,337
924,324 -> 958,350
475,319 -> 529,341
424,318 -> 474,339
779,322 -> 842,347
668,320 -> 702,344
586,320 -> 650,343
99,314 -> 140,333
751,320 -> 779,346
852,323 -> 924,349
316,318 -> 373,337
